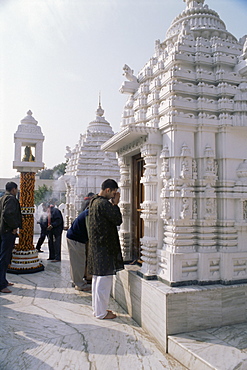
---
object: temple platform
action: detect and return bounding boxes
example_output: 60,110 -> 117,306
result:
168,324 -> 247,370
112,266 -> 247,369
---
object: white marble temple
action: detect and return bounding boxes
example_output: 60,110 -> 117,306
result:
102,0 -> 247,287
0,233 -> 185,370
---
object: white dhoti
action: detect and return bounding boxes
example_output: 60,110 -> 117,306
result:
92,275 -> 113,319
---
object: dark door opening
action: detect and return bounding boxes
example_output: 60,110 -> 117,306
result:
131,153 -> 144,263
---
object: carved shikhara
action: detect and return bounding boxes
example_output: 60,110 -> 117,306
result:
64,102 -> 120,223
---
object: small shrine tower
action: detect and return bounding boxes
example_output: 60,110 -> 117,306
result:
9,110 -> 45,273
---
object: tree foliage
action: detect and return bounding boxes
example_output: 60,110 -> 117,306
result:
38,162 -> 67,180
34,184 -> 53,205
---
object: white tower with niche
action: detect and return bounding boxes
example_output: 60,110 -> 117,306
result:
13,110 -> 44,172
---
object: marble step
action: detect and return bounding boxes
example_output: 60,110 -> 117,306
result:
168,323 -> 247,370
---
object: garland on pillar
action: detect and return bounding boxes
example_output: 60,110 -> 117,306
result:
8,172 -> 44,274
18,172 -> 35,251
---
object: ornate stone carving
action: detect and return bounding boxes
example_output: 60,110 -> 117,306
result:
180,143 -> 192,180
233,259 -> 247,277
192,159 -> 198,179
120,64 -> 140,94
182,259 -> 198,279
205,198 -> 216,220
192,199 -> 198,219
180,158 -> 190,179
181,198 -> 190,219
160,144 -> 170,180
161,199 -> 171,221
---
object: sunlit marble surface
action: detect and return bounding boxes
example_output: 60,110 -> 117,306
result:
168,324 -> 247,370
0,232 -> 185,370
113,265 -> 247,351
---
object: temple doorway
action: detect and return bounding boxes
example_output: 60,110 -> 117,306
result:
131,153 -> 144,263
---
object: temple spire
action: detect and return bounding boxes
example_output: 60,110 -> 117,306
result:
99,91 -> 101,107
96,92 -> 104,117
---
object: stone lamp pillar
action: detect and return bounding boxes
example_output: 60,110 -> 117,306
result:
8,110 -> 45,274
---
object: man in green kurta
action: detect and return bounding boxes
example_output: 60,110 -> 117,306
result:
88,179 -> 124,319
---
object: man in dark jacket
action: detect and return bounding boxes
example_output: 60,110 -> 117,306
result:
66,209 -> 91,291
0,182 -> 22,293
44,204 -> 64,262
88,179 -> 124,319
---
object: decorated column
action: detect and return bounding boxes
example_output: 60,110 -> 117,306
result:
8,110 -> 45,274
139,142 -> 160,278
118,155 -> 131,261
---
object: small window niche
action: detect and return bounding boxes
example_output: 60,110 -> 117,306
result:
21,145 -> 36,162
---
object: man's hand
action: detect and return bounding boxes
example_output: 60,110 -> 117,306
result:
112,192 -> 120,205
47,225 -> 53,231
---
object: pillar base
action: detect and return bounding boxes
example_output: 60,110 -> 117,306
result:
7,248 -> 44,274
7,264 -> 44,274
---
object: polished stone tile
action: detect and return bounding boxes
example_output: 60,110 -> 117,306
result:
168,324 -> 247,370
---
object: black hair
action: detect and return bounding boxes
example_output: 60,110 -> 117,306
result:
5,182 -> 18,192
101,179 -> 118,191
87,192 -> 95,197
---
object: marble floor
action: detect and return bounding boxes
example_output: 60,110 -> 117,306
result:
0,233 -> 185,370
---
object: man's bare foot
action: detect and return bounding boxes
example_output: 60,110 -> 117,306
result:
1,288 -> 12,293
103,311 -> 117,319
75,285 -> 91,292
7,283 -> 14,286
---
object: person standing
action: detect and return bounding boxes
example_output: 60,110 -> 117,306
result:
66,208 -> 91,291
88,179 -> 124,319
80,192 -> 94,212
35,203 -> 48,253
0,182 -> 22,293
45,204 -> 64,262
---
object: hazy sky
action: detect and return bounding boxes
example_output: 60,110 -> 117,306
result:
1,0 -> 247,178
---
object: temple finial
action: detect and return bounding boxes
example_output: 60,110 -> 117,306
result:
99,91 -> 101,107
96,92 -> 104,117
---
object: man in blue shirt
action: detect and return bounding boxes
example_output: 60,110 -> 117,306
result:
66,209 -> 91,292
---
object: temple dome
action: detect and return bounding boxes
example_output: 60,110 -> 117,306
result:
87,102 -> 114,135
165,0 -> 236,42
